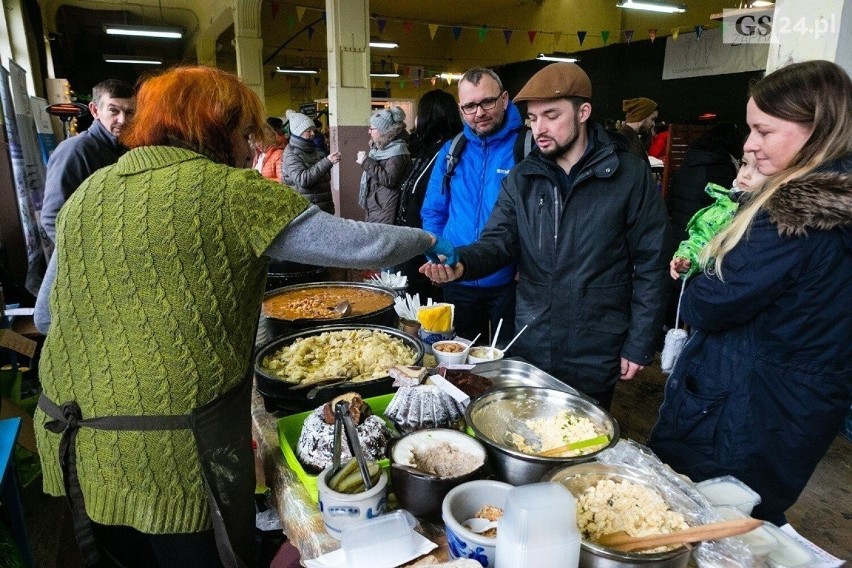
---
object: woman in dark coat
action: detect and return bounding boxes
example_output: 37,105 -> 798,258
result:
357,107 -> 411,224
666,122 -> 744,243
649,60 -> 852,526
395,90 -> 463,301
281,110 -> 341,214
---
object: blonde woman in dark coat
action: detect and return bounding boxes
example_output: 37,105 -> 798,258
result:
357,107 -> 411,224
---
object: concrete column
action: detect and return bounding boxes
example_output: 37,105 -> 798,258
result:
1,0 -> 39,95
325,0 -> 371,220
233,0 -> 265,104
766,0 -> 851,75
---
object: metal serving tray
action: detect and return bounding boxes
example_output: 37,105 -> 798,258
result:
471,357 -> 591,400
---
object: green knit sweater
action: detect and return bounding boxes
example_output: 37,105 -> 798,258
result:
35,146 -> 309,534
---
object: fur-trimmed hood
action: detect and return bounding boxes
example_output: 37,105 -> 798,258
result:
764,154 -> 852,237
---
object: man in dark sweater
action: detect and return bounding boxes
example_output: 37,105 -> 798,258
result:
40,79 -> 135,243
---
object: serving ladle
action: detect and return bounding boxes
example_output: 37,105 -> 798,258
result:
462,518 -> 499,534
333,300 -> 352,317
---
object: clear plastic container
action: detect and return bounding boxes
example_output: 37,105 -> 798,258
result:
495,482 -> 580,568
340,510 -> 418,568
696,475 -> 762,514
714,506 -> 778,559
761,524 -> 818,568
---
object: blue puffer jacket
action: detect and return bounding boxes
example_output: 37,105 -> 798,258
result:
420,102 -> 524,288
650,155 -> 852,525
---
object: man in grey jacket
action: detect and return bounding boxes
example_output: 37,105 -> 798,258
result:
40,79 -> 135,243
422,63 -> 671,409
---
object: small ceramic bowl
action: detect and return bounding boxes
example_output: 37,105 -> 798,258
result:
467,346 -> 504,365
442,479 -> 513,568
418,327 -> 456,354
316,466 -> 389,539
390,428 -> 488,520
432,340 -> 470,366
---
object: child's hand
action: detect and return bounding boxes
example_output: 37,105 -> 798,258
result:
670,257 -> 691,279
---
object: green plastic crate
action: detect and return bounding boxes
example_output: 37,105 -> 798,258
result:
277,393 -> 395,502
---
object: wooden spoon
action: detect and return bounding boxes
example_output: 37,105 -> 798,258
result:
596,517 -> 762,552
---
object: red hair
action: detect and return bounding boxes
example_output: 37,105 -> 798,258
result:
121,66 -> 267,165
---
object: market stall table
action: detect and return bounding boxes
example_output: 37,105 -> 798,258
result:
250,383 -> 451,566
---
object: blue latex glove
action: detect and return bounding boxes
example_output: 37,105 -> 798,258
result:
424,235 -> 458,266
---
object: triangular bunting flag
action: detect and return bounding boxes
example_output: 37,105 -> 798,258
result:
648,28 -> 657,43
314,77 -> 321,86
431,77 -> 437,86
385,81 -> 391,90
503,29 -> 513,44
287,15 -> 295,30
429,24 -> 439,40
452,27 -> 462,40
403,21 -> 414,34
478,25 -> 488,42
270,1 -> 280,19
577,31 -> 587,46
377,19 -> 386,33
393,62 -> 399,73
672,29 -> 679,41
404,80 -> 410,88
380,59 -> 386,71
307,26 -> 315,40
624,30 -> 634,43
601,30 -> 610,45
528,30 -> 537,43
296,6 -> 306,21
694,25 -> 703,39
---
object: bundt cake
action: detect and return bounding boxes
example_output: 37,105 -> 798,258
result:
296,393 -> 392,473
383,384 -> 466,434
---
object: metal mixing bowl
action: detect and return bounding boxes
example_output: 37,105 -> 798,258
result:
543,461 -> 693,568
465,387 -> 619,485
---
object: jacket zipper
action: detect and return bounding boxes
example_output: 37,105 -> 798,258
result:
552,185 -> 560,246
538,196 -> 545,250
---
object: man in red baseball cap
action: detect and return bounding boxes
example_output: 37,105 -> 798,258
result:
422,62 -> 672,409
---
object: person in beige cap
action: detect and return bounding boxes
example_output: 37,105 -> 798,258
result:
422,62 -> 671,410
621,96 -> 658,159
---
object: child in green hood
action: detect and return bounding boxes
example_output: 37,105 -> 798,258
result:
670,152 -> 766,279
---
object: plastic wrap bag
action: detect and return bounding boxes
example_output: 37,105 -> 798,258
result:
595,439 -> 756,568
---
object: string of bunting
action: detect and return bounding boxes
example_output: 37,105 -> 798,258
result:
282,3 -> 710,46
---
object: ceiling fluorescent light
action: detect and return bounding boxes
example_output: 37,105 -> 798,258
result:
537,53 -> 579,63
438,73 -> 463,81
276,67 -> 319,75
747,1 -> 774,6
369,40 -> 398,49
104,24 -> 183,39
103,54 -> 162,65
370,72 -> 400,77
616,0 -> 687,13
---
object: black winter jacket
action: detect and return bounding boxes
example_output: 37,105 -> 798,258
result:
650,155 -> 852,525
458,123 -> 672,394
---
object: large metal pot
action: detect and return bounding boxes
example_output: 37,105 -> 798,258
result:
254,323 -> 423,414
543,462 -> 693,568
262,281 -> 398,338
265,260 -> 328,292
465,387 -> 619,486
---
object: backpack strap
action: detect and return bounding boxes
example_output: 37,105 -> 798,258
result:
513,127 -> 535,163
442,132 -> 467,195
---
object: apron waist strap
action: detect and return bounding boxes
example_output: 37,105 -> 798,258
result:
39,394 -> 194,567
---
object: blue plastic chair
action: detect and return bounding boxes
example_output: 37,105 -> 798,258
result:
0,417 -> 34,567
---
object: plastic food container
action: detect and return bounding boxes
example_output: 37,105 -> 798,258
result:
762,524 -> 818,568
340,510 -> 418,568
714,506 -> 778,560
695,475 -> 762,514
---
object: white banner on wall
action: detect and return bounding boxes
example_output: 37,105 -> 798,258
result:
663,28 -> 769,80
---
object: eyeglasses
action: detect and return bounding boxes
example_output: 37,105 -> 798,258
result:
459,93 -> 505,115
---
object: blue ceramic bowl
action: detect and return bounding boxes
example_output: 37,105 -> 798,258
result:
418,327 -> 456,354
441,479 -> 513,568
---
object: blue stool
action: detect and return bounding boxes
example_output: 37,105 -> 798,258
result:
1,417 -> 34,567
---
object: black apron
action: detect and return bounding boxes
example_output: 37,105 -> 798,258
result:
39,372 -> 255,568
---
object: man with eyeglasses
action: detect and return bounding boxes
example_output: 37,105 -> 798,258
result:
420,68 -> 524,344
421,63 -> 671,410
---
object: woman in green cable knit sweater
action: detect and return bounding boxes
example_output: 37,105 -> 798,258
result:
33,66 -> 455,568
